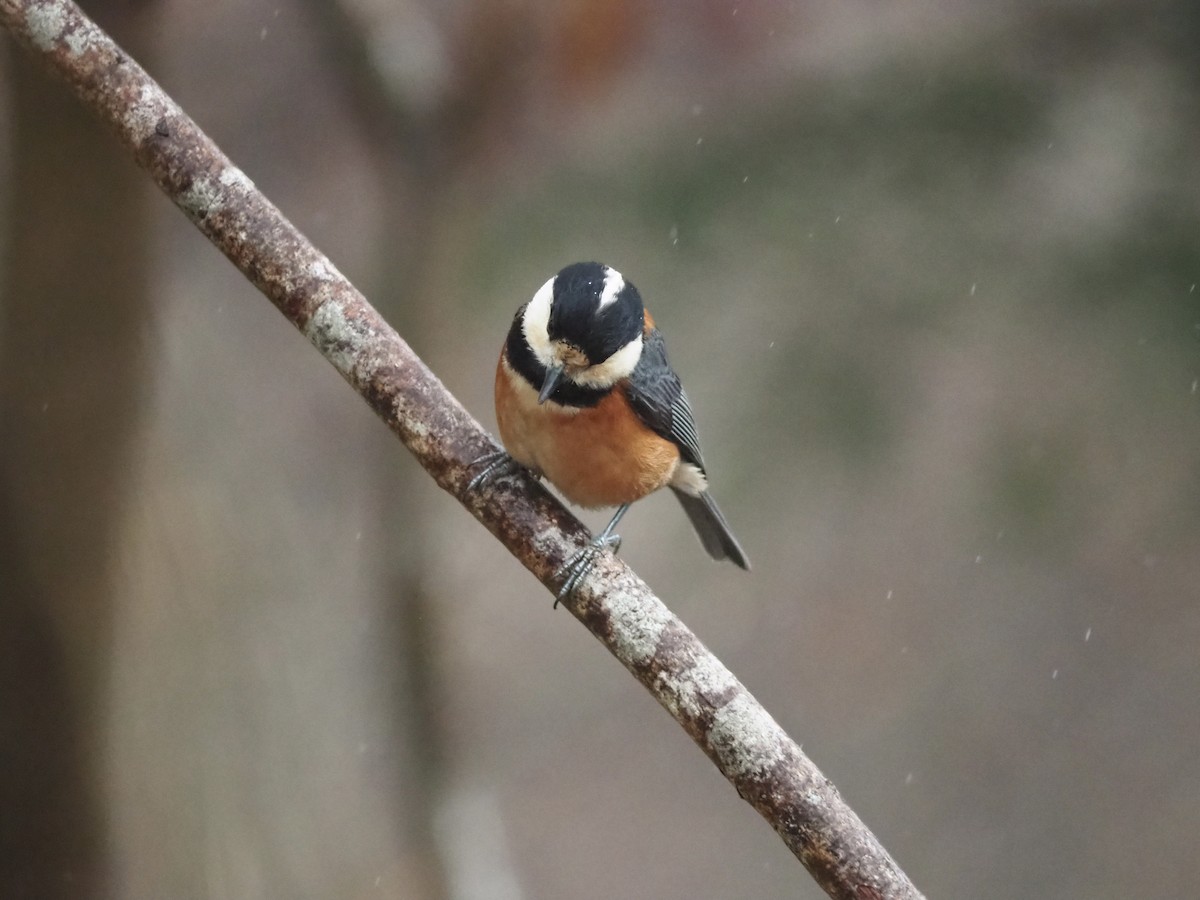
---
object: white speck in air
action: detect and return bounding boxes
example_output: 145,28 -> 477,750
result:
696,137 -> 703,146
1052,669 -> 1059,680
974,555 -> 982,564
970,283 -> 977,296
886,589 -> 893,600
1084,627 -> 1092,642
905,772 -> 914,785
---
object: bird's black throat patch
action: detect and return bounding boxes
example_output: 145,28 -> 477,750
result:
505,312 -> 609,408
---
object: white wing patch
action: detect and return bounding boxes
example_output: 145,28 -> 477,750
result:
670,462 -> 708,496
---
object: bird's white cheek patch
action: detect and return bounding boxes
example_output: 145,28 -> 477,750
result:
522,276 -> 555,367
572,335 -> 643,389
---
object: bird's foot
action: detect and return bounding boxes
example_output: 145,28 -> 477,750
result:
554,531 -> 622,608
466,449 -> 520,492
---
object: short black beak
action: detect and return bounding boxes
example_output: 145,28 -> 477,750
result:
538,365 -> 565,404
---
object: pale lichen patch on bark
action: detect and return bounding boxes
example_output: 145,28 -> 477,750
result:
61,7 -> 91,55
26,0 -> 66,51
178,175 -> 222,221
218,166 -> 255,194
663,655 -> 738,721
125,85 -> 164,143
604,588 -> 671,666
530,525 -> 568,563
306,257 -> 341,282
304,301 -> 359,377
708,692 -> 788,779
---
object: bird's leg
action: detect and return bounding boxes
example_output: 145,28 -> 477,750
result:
555,503 -> 631,607
466,448 -> 522,492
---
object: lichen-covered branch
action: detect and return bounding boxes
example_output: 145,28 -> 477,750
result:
0,3 -> 926,897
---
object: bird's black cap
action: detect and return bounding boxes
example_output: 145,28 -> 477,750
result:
548,262 -> 644,365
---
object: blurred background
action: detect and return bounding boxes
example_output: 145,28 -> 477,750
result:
2,1 -> 1198,898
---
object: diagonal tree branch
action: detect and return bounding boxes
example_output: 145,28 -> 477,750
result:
0,3 -> 926,898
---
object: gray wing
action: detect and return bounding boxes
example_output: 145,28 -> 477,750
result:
626,329 -> 751,569
625,329 -> 706,473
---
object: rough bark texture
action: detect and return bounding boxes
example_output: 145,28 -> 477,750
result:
0,3 -> 926,897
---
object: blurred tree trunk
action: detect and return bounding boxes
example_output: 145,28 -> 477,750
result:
301,4 -> 542,895
302,6 -> 456,896
0,3 -> 156,896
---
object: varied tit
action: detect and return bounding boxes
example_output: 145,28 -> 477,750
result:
471,261 -> 750,603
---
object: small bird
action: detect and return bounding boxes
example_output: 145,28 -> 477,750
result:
471,261 -> 750,602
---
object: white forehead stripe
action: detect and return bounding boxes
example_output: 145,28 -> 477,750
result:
598,266 -> 626,309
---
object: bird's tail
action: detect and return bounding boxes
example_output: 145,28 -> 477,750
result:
671,487 -> 750,571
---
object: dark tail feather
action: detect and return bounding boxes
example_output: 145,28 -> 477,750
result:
671,488 -> 750,571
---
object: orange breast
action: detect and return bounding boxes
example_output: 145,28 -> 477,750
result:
494,351 -> 679,509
